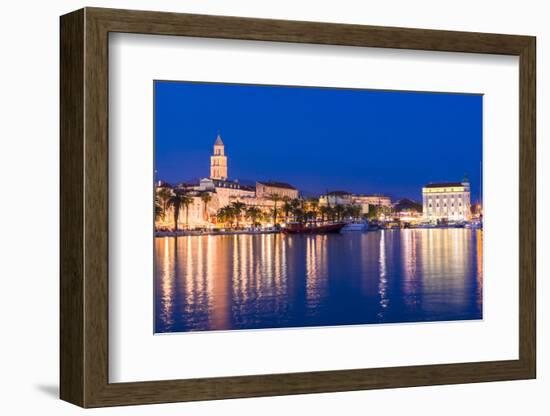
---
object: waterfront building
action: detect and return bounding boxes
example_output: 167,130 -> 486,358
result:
210,133 -> 228,180
422,179 -> 471,222
352,194 -> 392,208
256,181 -> 299,200
351,194 -> 392,214
318,192 -> 391,217
320,191 -> 353,207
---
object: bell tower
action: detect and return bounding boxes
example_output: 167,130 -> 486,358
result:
210,133 -> 228,180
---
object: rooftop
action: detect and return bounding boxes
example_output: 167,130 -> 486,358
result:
424,182 -> 466,189
257,181 -> 296,190
212,178 -> 254,191
214,133 -> 224,146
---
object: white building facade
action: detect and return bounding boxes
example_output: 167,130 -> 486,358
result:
422,180 -> 471,222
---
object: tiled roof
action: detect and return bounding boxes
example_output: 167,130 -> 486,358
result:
258,181 -> 296,190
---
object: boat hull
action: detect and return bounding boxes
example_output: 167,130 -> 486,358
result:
342,222 -> 368,232
282,222 -> 346,234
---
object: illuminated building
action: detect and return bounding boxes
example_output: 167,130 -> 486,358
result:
210,133 -> 228,180
256,181 -> 299,200
352,194 -> 392,214
319,191 -> 352,206
352,194 -> 392,207
319,192 -> 391,215
422,178 -> 471,222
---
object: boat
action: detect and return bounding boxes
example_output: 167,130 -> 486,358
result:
282,222 -> 346,234
415,223 -> 437,229
342,221 -> 368,232
366,220 -> 381,231
381,222 -> 400,230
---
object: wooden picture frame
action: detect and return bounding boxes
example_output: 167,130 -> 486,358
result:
60,7 -> 536,408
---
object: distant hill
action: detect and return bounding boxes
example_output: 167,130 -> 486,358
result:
393,198 -> 422,212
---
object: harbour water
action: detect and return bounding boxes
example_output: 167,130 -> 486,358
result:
155,228 -> 482,333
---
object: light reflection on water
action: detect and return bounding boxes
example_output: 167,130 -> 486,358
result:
155,229 -> 483,333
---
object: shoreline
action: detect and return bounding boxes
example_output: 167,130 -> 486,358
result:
155,229 -> 281,237
154,225 -> 481,237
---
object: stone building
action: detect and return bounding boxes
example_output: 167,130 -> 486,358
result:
352,194 -> 392,208
318,192 -> 391,215
199,178 -> 256,208
422,179 -> 471,222
255,181 -> 299,200
351,194 -> 392,214
155,185 -> 220,231
319,191 -> 353,207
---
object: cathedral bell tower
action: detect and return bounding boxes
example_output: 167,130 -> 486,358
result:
210,133 -> 228,180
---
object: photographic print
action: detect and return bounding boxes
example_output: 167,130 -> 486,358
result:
154,81 -> 483,334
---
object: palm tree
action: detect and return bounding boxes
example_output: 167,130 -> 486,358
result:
334,204 -> 346,221
199,192 -> 212,222
305,210 -> 316,223
319,205 -> 331,222
154,195 -> 164,222
268,194 -> 281,225
181,193 -> 193,229
260,210 -> 272,225
348,204 -> 362,221
307,197 -> 319,222
157,187 -> 173,215
367,204 -> 378,220
217,206 -> 235,227
282,196 -> 292,222
167,192 -> 183,231
268,208 -> 278,225
292,206 -> 305,224
245,206 -> 262,227
168,191 -> 193,230
290,198 -> 301,222
230,201 -> 246,228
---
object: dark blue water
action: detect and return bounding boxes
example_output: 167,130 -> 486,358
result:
154,229 -> 482,333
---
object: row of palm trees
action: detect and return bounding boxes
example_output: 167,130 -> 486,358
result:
216,195 -> 364,229
278,195 -> 363,224
217,202 -> 264,228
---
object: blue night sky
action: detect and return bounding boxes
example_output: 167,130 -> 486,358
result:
154,81 -> 482,203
